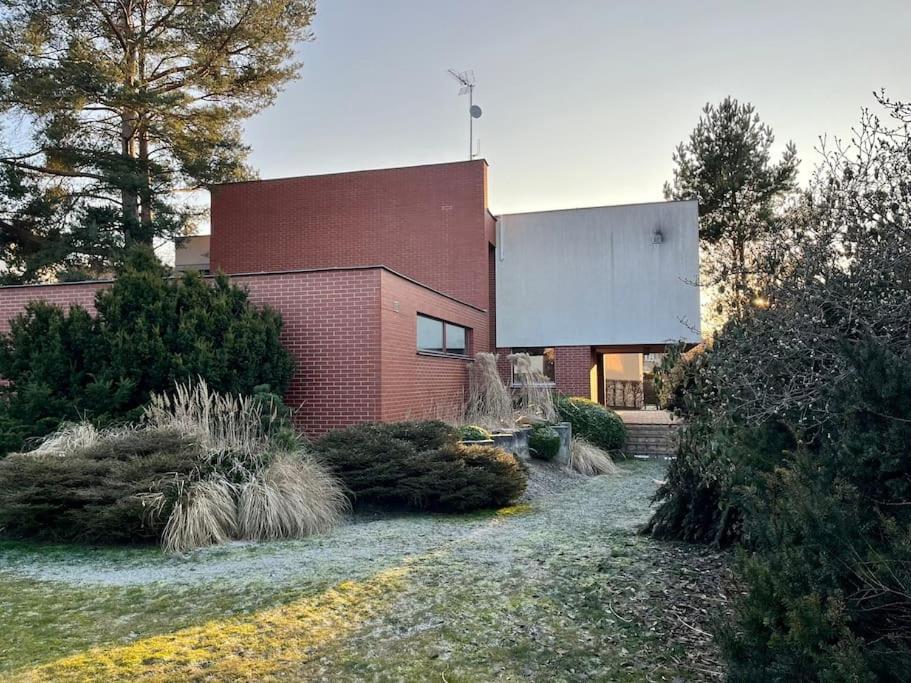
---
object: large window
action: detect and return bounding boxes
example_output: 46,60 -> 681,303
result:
417,315 -> 469,356
510,347 -> 556,385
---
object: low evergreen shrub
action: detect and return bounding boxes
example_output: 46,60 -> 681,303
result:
0,382 -> 346,551
556,396 -> 626,451
457,424 -> 492,441
528,425 -> 560,460
313,421 -> 527,512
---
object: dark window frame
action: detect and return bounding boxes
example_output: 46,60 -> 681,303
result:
416,314 -> 471,358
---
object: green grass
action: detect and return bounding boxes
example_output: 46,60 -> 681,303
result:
0,460 -> 727,681
0,571 -> 333,673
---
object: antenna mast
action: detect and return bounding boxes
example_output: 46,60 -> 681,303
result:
447,69 -> 482,160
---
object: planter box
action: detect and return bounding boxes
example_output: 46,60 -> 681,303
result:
460,438 -> 494,447
553,422 -> 572,465
490,431 -> 530,460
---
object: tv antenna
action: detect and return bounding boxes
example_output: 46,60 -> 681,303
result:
447,68 -> 482,159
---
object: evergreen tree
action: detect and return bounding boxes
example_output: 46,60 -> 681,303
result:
0,0 -> 315,281
665,97 -> 799,319
0,247 -> 294,453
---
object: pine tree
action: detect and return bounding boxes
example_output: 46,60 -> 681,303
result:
0,0 -> 315,281
665,97 -> 799,320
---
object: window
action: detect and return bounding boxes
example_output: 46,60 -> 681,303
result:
416,315 -> 469,356
445,323 -> 466,355
511,347 -> 556,385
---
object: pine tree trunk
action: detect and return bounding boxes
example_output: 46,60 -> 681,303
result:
139,123 -> 153,237
121,110 -> 141,244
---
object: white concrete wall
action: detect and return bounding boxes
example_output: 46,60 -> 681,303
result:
495,200 -> 700,347
174,235 -> 211,272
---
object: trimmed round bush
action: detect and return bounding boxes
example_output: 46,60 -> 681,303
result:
557,396 -> 626,451
313,421 -> 527,512
458,424 -> 492,442
528,425 -> 560,460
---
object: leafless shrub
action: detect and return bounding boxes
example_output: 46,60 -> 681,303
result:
568,437 -> 620,476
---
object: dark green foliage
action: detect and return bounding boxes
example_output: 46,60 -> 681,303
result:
0,250 -> 293,455
457,425 -> 492,442
721,344 -> 911,680
647,94 -> 911,679
556,396 -> 626,451
0,427 -> 199,544
528,425 -> 560,461
313,421 -> 527,512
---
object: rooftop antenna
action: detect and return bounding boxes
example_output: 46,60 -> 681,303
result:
447,68 -> 482,159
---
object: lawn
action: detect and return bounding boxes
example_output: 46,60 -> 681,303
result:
0,460 -> 729,681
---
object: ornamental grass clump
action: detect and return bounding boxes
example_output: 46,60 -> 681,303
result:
466,352 -> 513,429
509,352 -> 557,423
0,380 -> 347,553
568,437 -> 620,476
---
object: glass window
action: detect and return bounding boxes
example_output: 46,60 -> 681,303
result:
417,315 -> 469,356
417,315 -> 444,353
445,323 -> 466,355
511,347 -> 556,384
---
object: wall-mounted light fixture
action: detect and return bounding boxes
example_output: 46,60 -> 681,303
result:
652,229 -> 664,244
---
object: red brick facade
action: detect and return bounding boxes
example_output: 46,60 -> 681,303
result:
0,266 -> 485,436
554,346 -> 598,399
210,160 -> 492,310
0,281 -> 105,334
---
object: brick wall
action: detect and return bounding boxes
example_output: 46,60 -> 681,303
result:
0,281 -> 107,334
554,346 -> 597,399
378,269 -> 488,423
210,160 -> 493,310
235,269 -> 382,436
0,267 -> 487,436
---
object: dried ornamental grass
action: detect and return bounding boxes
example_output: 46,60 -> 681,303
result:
1,381 -> 348,553
237,453 -> 349,541
29,422 -> 100,457
509,352 -> 557,423
568,437 -> 620,476
161,477 -> 238,554
466,352 -> 513,428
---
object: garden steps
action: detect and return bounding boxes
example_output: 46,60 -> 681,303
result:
623,423 -> 679,458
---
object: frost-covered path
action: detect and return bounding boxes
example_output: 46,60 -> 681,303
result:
1,460 -> 729,681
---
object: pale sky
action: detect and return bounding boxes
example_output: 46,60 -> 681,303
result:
238,0 -> 908,216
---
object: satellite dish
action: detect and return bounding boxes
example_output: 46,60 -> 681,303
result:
469,104 -> 482,119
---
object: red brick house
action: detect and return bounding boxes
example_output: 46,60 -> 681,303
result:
0,159 -> 700,435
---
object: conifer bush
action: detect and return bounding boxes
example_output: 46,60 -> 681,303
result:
0,381 -> 346,551
0,248 -> 293,455
646,97 -> 911,679
556,396 -> 626,451
527,425 -> 560,461
313,421 -> 527,512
